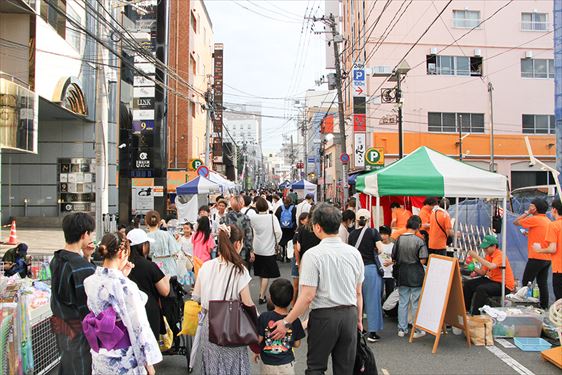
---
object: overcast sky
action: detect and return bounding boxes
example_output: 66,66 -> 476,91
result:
205,0 -> 329,155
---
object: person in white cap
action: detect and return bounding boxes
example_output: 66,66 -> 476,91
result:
127,229 -> 170,341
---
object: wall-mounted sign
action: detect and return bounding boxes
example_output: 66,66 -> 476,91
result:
135,150 -> 151,169
132,120 -> 155,133
58,158 -> 95,213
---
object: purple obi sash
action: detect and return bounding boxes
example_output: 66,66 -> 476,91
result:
82,306 -> 131,353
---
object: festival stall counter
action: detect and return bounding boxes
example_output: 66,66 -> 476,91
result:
356,146 -> 510,302
1,257 -> 59,375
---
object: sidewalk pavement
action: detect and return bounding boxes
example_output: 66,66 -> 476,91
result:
0,228 -> 64,255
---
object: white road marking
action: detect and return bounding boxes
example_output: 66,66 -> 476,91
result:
486,346 -> 536,375
381,369 -> 390,375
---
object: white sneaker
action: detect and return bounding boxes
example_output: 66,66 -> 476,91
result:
413,330 -> 426,339
397,330 -> 406,338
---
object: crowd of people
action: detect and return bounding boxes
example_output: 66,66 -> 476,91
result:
10,189 -> 556,375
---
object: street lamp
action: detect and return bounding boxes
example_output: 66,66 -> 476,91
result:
390,61 -> 410,159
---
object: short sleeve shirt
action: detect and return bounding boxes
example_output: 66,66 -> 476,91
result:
348,227 -> 382,265
392,208 -> 412,229
299,237 -> 364,309
429,209 -> 452,250
195,259 -> 252,310
258,312 -> 305,366
519,214 -> 551,261
544,219 -> 562,273
483,249 -> 515,291
296,228 -> 321,258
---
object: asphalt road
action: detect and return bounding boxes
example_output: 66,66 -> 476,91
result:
17,227 -> 554,375
157,262 -> 559,375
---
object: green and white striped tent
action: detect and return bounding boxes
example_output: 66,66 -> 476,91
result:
356,146 -> 507,198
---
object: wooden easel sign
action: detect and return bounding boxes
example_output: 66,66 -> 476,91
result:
409,255 -> 471,353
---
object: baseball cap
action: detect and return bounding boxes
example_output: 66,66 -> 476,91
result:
127,229 -> 155,246
356,209 -> 371,220
479,234 -> 498,249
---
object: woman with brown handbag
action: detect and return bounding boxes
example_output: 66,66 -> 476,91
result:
192,224 -> 256,374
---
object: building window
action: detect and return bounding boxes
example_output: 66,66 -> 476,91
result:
66,6 -> 81,51
522,114 -> 555,134
190,55 -> 196,76
522,12 -> 548,31
191,102 -> 196,118
427,55 -> 482,76
40,0 -> 66,39
191,11 -> 197,33
428,112 -> 485,133
521,58 -> 554,78
452,10 -> 480,28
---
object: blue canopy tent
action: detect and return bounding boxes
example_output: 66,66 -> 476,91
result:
291,179 -> 317,201
279,180 -> 292,189
176,176 -> 220,195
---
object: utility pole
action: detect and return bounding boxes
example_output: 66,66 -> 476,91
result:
328,13 -> 348,204
458,114 -> 463,161
396,71 -> 404,159
302,116 -> 308,177
290,135 -> 295,180
488,82 -> 495,172
204,77 -> 213,167
553,1 -> 562,191
95,0 -> 108,241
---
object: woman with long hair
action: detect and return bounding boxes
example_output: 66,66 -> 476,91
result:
83,232 -> 162,374
192,216 -> 215,263
249,197 -> 282,304
145,210 -> 181,277
192,224 -> 255,374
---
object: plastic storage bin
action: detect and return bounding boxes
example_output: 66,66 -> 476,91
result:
514,337 -> 552,352
484,307 -> 544,338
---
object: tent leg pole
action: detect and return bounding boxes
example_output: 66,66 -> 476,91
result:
376,195 -> 380,229
454,197 -> 459,256
501,197 -> 507,307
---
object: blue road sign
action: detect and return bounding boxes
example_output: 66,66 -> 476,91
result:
353,69 -> 365,81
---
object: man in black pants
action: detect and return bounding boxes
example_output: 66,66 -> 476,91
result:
270,203 -> 365,375
463,235 -> 515,315
513,198 -> 552,308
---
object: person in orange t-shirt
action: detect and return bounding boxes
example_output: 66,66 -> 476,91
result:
418,197 -> 438,244
513,198 -> 551,308
390,202 -> 412,230
534,198 -> 562,301
428,198 -> 453,256
463,235 -> 515,315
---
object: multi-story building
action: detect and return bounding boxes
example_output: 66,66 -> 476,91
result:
223,104 -> 263,189
1,0 -> 118,226
341,0 -> 555,189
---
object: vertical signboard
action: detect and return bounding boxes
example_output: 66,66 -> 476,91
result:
354,133 -> 366,168
213,44 -> 224,171
352,64 -> 367,168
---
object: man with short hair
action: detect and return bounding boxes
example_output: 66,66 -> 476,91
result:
463,235 -> 515,315
392,216 -> 428,338
275,196 -> 297,262
296,193 -> 314,219
221,196 -> 255,268
513,198 -> 552,308
419,197 -> 438,234
390,202 -> 412,231
534,198 -> 562,301
50,212 -> 97,375
271,203 -> 364,375
428,198 -> 454,256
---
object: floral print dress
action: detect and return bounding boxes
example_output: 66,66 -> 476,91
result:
84,268 -> 162,374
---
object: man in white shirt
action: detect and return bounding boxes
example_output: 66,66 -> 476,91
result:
296,193 -> 314,220
271,203 -> 364,374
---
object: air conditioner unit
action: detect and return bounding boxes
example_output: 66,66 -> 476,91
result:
430,47 -> 438,55
474,48 -> 481,57
525,51 -> 533,59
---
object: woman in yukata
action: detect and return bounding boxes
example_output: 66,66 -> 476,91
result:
83,232 -> 162,375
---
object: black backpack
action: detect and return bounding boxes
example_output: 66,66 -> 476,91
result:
354,330 -> 378,375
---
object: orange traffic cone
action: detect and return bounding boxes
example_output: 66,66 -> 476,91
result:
7,220 -> 17,245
